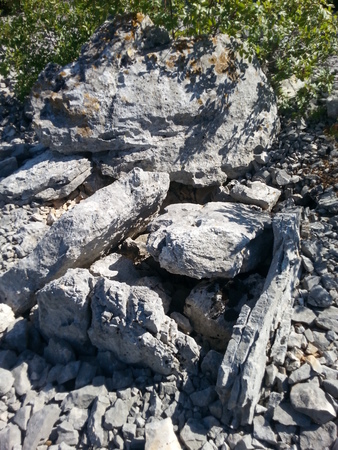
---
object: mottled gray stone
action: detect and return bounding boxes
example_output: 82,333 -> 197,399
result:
0,424 -> 22,450
11,362 -> 31,397
147,202 -> 271,279
89,278 -> 199,375
292,305 -> 317,326
62,384 -> 108,411
201,350 -> 224,384
37,269 -> 95,352
87,395 -> 110,448
217,210 -> 301,427
74,362 -> 97,390
44,337 -> 76,365
229,180 -> 281,211
299,422 -> 337,450
190,387 -> 217,408
12,405 -> 32,431
23,404 -> 60,450
308,285 -> 333,308
0,150 -> 92,204
32,16 -> 279,186
288,363 -> 313,385
103,398 -> 129,429
65,407 -> 89,431
56,422 -> 79,446
290,381 -> 336,424
253,415 -> 277,445
0,368 -> 14,396
0,168 -> 170,314
145,418 -> 181,450
322,379 -> 338,398
180,419 -> 208,450
273,401 -> 311,427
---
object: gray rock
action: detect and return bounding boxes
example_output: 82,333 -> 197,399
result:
61,384 -> 108,411
0,156 -> 18,179
288,363 -> 313,385
299,422 -> 337,450
190,387 -> 217,408
23,404 -> 60,450
56,421 -> 79,446
0,368 -> 14,396
37,268 -> 95,351
308,285 -> 333,308
2,318 -> 29,352
290,380 -> 336,424
0,423 -> 22,450
180,418 -> 208,450
58,360 -> 81,385
145,418 -> 182,450
74,362 -> 97,389
229,181 -> 281,211
0,304 -> 15,334
217,210 -> 301,427
11,221 -> 49,259
65,407 -> 89,431
12,405 -> 32,431
147,202 -> 271,279
322,379 -> 338,398
31,16 -> 279,186
252,415 -> 277,445
87,395 -> 110,448
103,398 -> 129,430
0,168 -> 170,314
0,150 -> 92,204
292,305 -> 317,326
11,362 -> 31,397
0,350 -> 17,370
44,337 -> 76,365
201,350 -> 224,383
273,401 -> 311,427
89,278 -> 199,375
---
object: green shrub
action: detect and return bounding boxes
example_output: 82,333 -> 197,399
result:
1,0 -> 337,115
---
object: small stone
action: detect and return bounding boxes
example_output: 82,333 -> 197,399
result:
56,422 -> 79,446
299,422 -> 337,450
292,306 -> 317,326
290,380 -> 336,424
308,285 -> 333,308
0,368 -> 14,396
273,402 -> 311,427
12,405 -> 32,431
23,404 -> 60,450
145,418 -> 181,450
11,362 -> 31,397
301,255 -> 314,273
103,398 -> 129,429
190,387 -> 217,408
253,415 -> 277,445
322,379 -> 338,399
180,419 -> 208,450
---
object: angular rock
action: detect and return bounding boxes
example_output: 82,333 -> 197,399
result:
145,418 -> 182,450
147,202 -> 272,279
0,424 -> 22,450
44,337 -> 76,365
31,15 -> 279,186
253,415 -> 277,445
88,278 -> 200,375
12,405 -> 32,431
0,156 -> 18,179
0,368 -> 14,396
0,304 -> 15,334
308,285 -> 333,308
290,381 -> 336,424
37,268 -> 95,351
87,395 -> 110,448
103,398 -> 129,429
0,168 -> 170,314
0,150 -> 92,204
229,181 -> 281,211
56,422 -> 79,446
272,401 -> 311,427
23,404 -> 60,450
180,419 -> 208,450
299,422 -> 337,450
62,384 -> 108,411
11,362 -> 31,397
217,210 -> 301,427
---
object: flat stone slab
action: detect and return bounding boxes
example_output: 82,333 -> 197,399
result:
0,168 -> 169,314
147,202 -> 272,279
230,181 -> 281,211
0,150 -> 92,204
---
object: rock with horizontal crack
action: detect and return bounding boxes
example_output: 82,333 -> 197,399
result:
147,202 -> 272,279
31,14 -> 279,187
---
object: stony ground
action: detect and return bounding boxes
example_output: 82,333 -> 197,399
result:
0,63 -> 338,450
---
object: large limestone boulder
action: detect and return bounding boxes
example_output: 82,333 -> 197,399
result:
147,202 -> 272,279
88,278 -> 200,375
0,168 -> 169,314
31,15 -> 279,186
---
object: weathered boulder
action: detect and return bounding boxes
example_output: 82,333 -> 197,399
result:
37,269 -> 96,352
217,209 -> 302,427
88,277 -> 200,375
147,202 -> 272,279
31,15 -> 279,186
0,150 -> 92,204
0,168 -> 169,314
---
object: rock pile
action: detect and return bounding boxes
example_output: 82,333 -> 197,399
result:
0,13 -> 337,450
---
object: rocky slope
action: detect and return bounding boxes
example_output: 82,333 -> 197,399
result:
0,14 -> 337,450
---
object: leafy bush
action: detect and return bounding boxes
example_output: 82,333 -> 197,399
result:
1,0 -> 337,115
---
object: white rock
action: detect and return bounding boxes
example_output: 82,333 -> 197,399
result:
229,181 -> 281,211
145,418 -> 182,450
